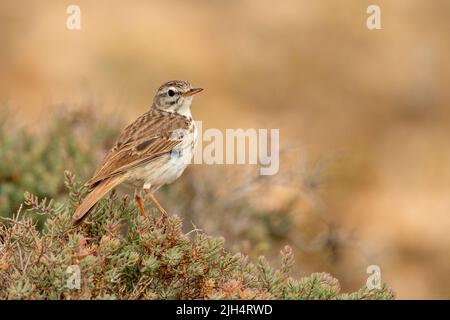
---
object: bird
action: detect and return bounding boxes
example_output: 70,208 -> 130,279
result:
72,80 -> 203,226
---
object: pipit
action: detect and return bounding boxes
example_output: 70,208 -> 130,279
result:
72,80 -> 203,226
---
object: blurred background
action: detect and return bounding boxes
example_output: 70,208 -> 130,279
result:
1,0 -> 450,299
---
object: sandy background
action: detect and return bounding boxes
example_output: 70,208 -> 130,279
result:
1,0 -> 449,299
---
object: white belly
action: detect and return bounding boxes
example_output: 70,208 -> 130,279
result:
126,123 -> 197,191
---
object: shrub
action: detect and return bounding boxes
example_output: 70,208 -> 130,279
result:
0,107 -> 119,222
0,172 -> 394,300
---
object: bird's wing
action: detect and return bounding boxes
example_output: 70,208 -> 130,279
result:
85,109 -> 191,188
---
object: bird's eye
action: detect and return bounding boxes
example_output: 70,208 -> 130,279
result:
168,89 -> 176,97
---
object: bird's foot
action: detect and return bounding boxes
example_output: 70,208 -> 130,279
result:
143,189 -> 168,217
134,194 -> 148,219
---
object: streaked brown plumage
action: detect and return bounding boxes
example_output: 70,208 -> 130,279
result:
72,80 -> 202,226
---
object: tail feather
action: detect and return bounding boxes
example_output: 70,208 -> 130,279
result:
72,175 -> 125,226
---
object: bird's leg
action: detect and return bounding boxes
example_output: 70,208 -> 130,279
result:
134,190 -> 148,218
143,189 -> 168,216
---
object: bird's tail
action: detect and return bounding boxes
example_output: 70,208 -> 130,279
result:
72,175 -> 125,227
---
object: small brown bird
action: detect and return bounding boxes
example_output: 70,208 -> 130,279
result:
72,80 -> 203,226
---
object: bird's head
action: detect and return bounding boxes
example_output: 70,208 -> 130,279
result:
153,80 -> 203,116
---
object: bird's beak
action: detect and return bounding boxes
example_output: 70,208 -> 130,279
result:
183,87 -> 203,97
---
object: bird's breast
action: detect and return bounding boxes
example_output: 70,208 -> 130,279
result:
126,121 -> 197,191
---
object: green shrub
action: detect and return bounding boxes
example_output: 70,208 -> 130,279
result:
0,171 -> 394,300
0,107 -> 118,223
